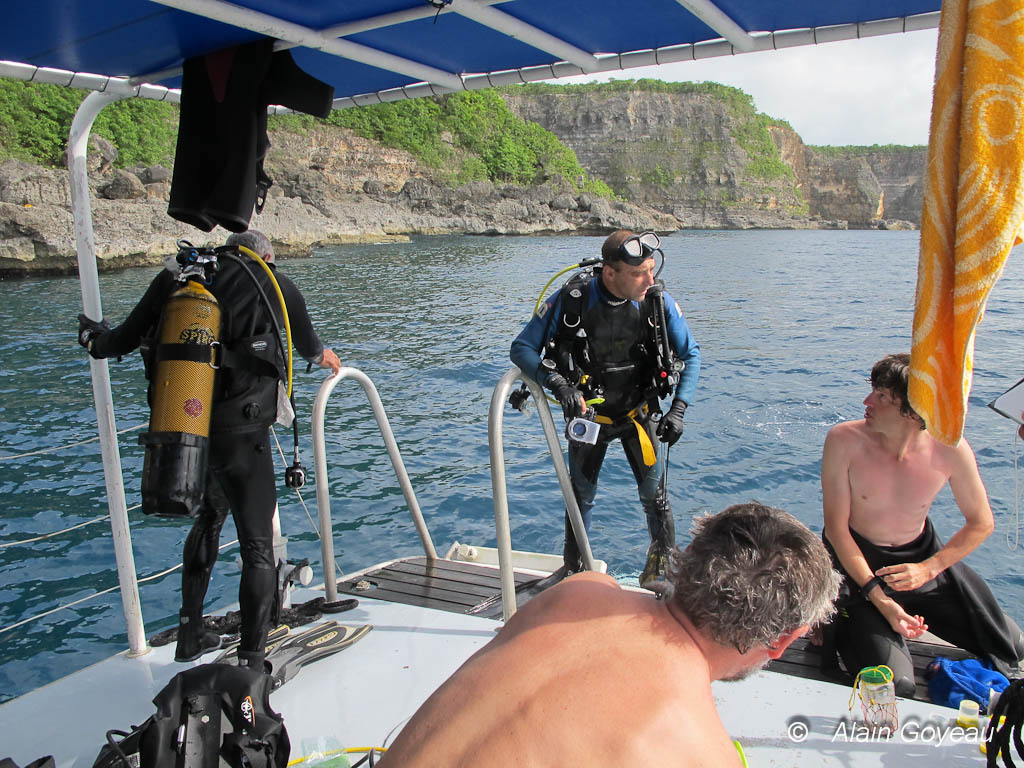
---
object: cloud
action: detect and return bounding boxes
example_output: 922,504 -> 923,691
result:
554,29 -> 939,147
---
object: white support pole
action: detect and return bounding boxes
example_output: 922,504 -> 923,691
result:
146,0 -> 465,91
70,91 -> 149,658
672,0 -> 757,52
453,0 -> 601,73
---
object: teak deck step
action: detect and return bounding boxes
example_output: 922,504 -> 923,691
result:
337,556 -> 538,619
769,635 -> 974,703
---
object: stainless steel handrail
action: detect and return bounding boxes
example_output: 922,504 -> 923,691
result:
489,368 -> 595,621
312,367 -> 437,602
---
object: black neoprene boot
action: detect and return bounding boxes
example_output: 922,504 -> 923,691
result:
639,496 -> 675,589
174,614 -> 222,662
237,649 -> 269,672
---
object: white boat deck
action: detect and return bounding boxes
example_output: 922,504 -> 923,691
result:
716,671 -> 983,766
0,589 -> 498,767
0,573 -> 985,767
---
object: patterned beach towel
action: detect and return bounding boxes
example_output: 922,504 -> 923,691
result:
908,0 -> 1024,446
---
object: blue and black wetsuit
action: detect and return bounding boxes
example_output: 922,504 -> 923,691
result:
511,274 -> 700,572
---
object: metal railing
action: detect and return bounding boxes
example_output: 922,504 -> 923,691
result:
489,368 -> 595,621
311,367 -> 437,603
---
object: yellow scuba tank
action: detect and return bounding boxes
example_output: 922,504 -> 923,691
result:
139,278 -> 221,518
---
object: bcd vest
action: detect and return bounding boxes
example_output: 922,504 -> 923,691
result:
92,663 -> 290,768
548,272 -> 669,418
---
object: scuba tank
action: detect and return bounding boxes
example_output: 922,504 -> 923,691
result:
139,247 -> 221,518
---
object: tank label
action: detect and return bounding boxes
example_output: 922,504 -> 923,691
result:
179,325 -> 215,345
184,398 -> 203,418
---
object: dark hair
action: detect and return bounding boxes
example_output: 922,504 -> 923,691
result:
666,502 -> 840,653
601,230 -> 635,263
870,353 -> 923,424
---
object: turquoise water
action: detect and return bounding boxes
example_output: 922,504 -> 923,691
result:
2,230 -> 1024,702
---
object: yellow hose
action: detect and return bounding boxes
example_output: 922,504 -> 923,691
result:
531,262 -> 603,408
533,262 -> 588,316
286,746 -> 387,766
237,244 -> 294,398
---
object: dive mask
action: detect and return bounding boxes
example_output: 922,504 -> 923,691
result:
616,231 -> 661,265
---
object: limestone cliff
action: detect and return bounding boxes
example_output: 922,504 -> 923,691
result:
503,85 -> 924,230
502,88 -> 813,229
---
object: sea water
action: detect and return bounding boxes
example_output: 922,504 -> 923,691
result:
2,230 -> 1024,702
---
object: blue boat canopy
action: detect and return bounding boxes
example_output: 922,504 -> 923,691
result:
0,0 -> 941,107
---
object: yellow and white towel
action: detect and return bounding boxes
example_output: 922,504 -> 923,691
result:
908,0 -> 1024,446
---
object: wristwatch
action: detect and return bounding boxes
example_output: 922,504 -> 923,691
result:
861,575 -> 884,600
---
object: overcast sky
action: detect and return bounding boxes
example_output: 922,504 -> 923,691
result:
557,28 -> 939,148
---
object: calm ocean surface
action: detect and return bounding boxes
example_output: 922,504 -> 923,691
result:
2,230 -> 1024,702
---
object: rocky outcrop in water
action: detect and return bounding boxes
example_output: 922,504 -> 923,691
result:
0,128 -> 676,276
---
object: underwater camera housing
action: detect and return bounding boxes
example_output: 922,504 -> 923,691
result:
566,414 -> 600,444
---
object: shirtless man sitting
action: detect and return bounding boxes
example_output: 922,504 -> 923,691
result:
822,353 -> 1023,697
377,502 -> 840,768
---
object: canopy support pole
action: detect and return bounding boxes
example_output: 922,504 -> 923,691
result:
70,91 -> 149,658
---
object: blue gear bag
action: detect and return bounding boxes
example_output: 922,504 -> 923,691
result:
926,655 -> 1009,710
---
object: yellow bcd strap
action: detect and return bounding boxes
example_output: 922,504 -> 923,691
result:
594,406 -> 657,467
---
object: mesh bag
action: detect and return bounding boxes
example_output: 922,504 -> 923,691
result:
850,665 -> 899,731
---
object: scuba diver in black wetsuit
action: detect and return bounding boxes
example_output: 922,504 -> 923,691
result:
510,230 -> 701,588
78,230 -> 340,667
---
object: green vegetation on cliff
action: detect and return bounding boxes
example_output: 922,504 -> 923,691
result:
809,143 -> 927,155
0,80 -> 178,167
0,79 -> 610,196
510,79 -> 793,183
273,89 -> 612,196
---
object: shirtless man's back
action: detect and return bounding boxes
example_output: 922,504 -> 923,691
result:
378,503 -> 840,768
821,353 -> 1021,695
381,572 -> 736,767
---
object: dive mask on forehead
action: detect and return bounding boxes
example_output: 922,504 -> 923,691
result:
617,231 -> 661,265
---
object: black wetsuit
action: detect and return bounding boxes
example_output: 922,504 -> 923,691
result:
91,257 -> 325,659
168,38 -> 334,233
825,521 -> 1024,697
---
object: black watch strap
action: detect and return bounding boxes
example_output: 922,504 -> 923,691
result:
861,575 -> 884,600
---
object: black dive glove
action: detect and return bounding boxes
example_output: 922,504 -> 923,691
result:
77,313 -> 109,359
545,372 -> 586,420
657,399 -> 687,446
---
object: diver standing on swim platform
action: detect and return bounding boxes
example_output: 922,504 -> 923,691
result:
78,230 -> 340,667
510,230 -> 700,587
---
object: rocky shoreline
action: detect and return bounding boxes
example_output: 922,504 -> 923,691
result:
0,89 -> 923,277
0,153 -> 682,277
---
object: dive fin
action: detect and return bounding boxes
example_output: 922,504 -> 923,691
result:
266,620 -> 372,689
213,623 -> 290,664
466,565 -> 573,615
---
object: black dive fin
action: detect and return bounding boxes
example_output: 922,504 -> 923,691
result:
213,623 -> 290,664
266,620 -> 372,689
466,565 -> 573,616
